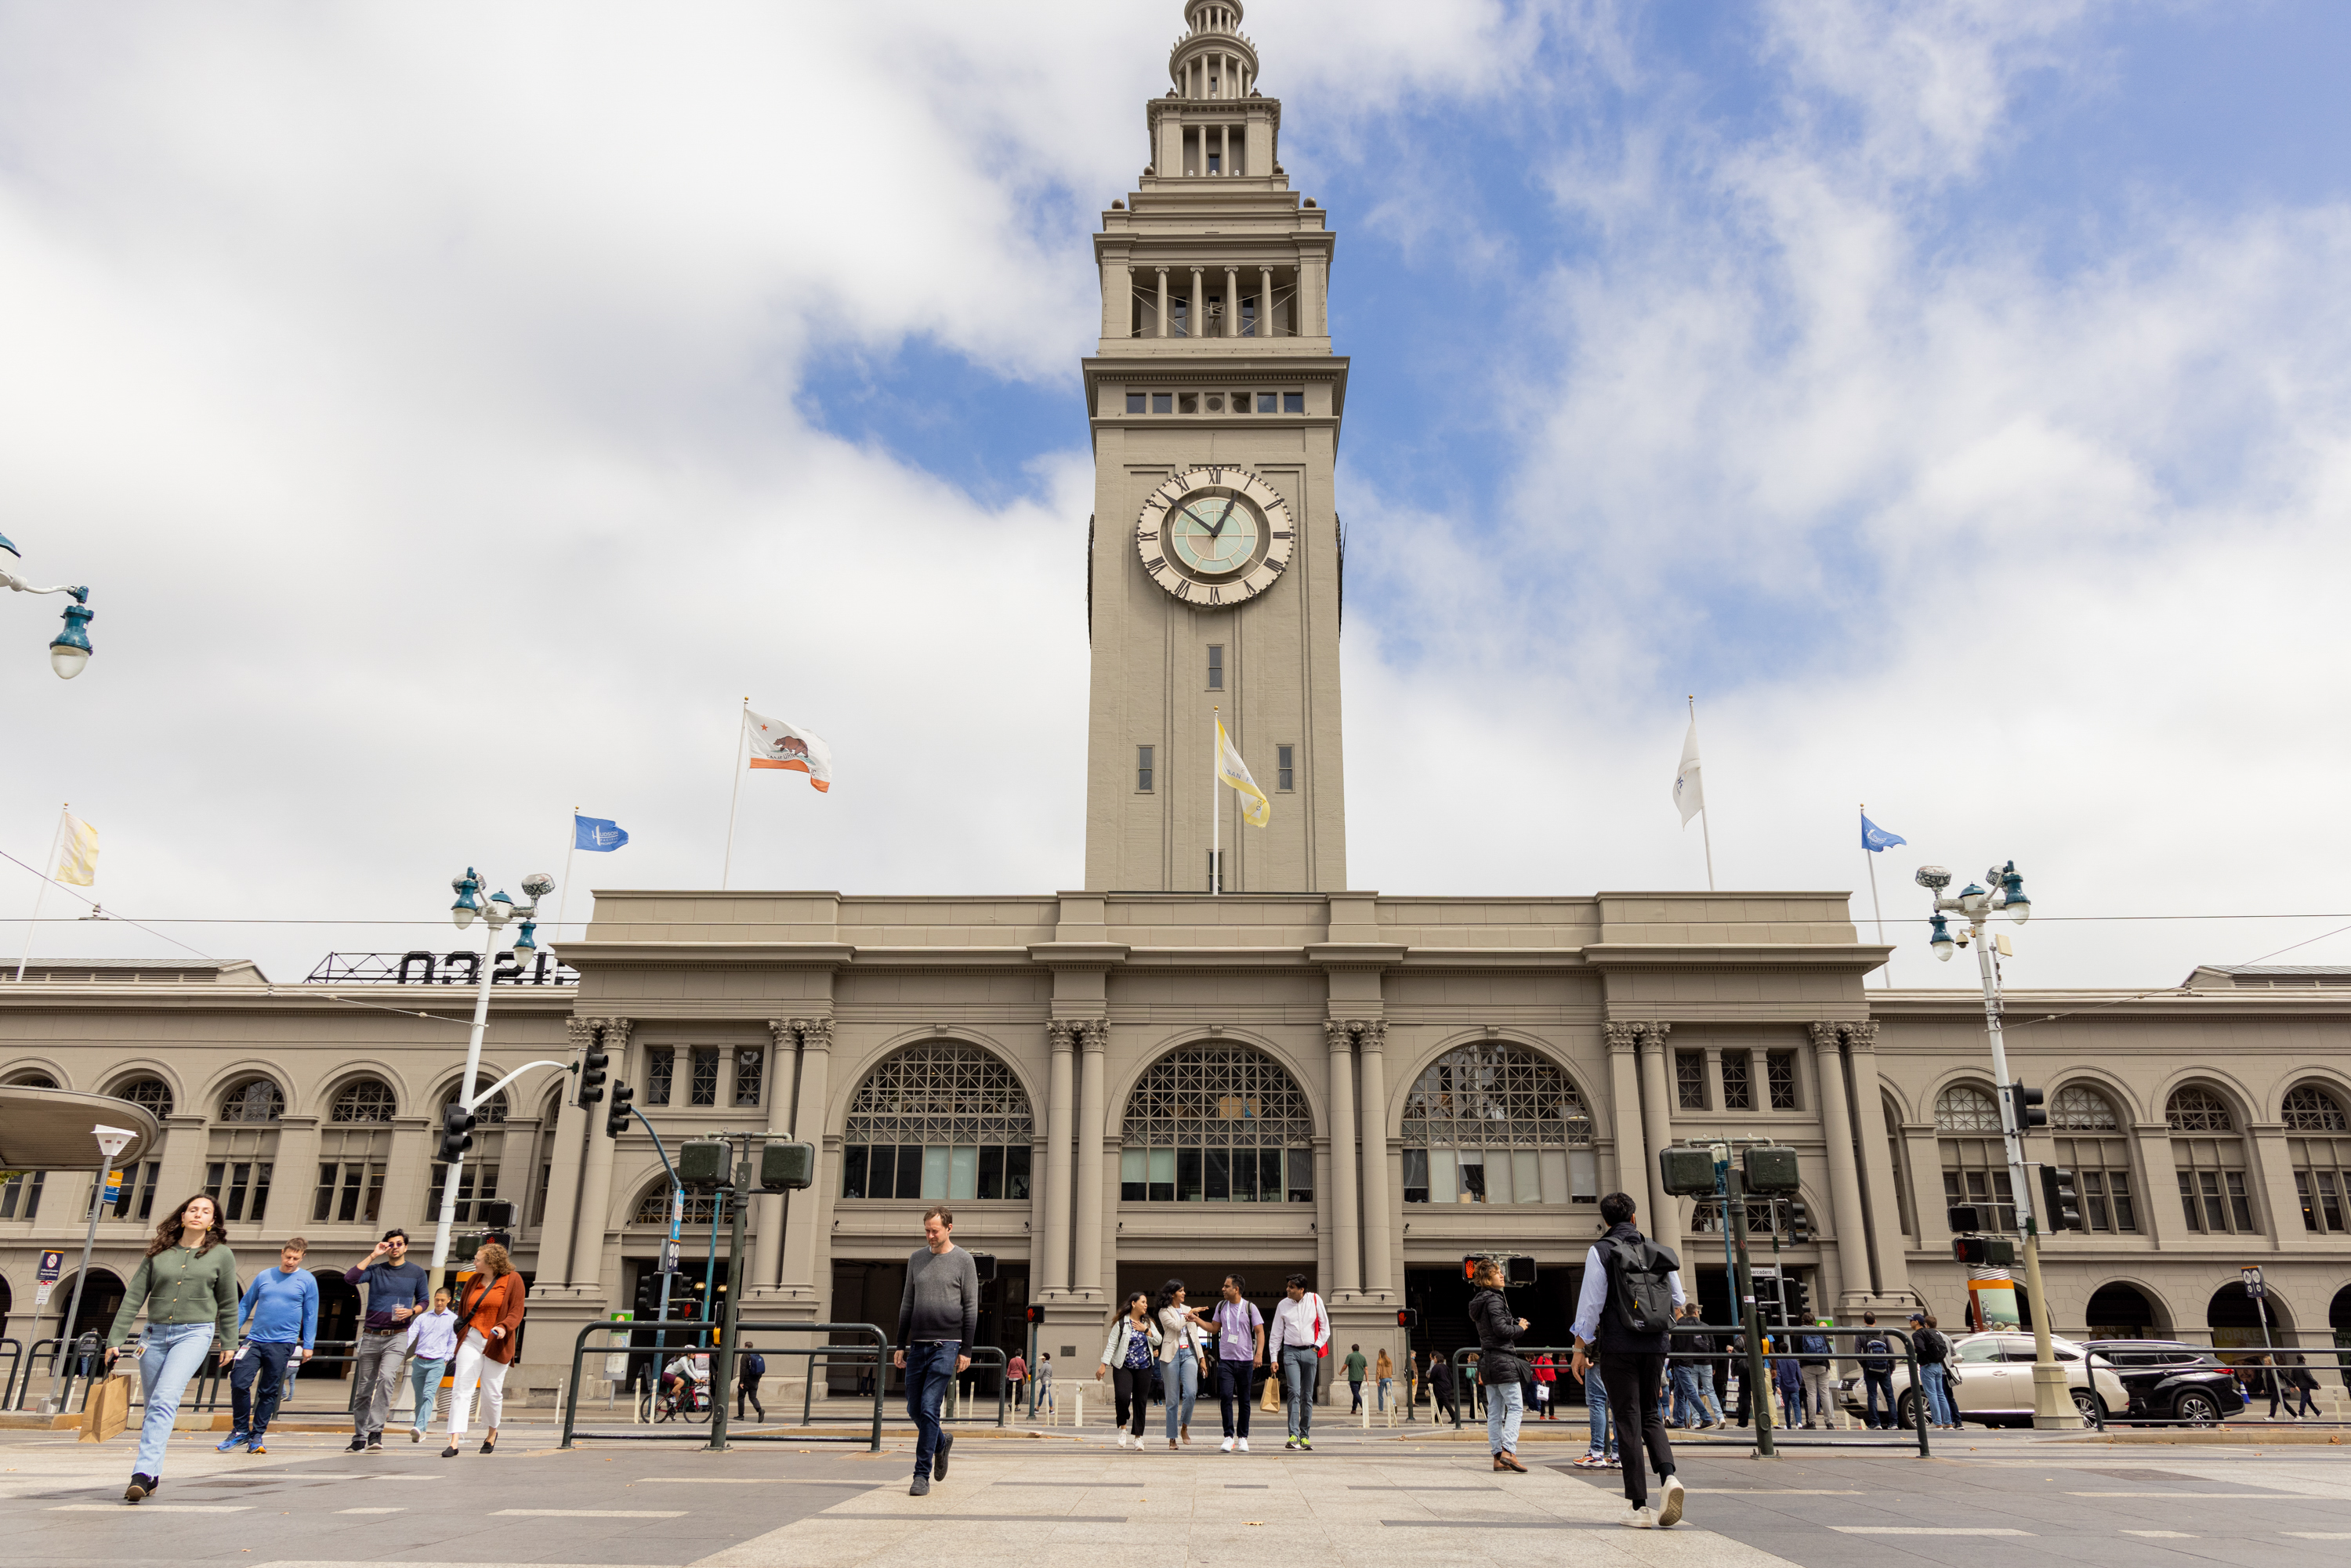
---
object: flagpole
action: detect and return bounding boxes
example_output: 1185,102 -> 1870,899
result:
722,699 -> 748,890
1690,696 -> 1715,892
1212,707 -> 1221,896
13,804 -> 67,984
558,806 -> 580,940
1862,802 -> 1889,989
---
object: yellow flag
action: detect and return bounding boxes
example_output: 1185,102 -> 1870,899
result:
1216,720 -> 1270,828
56,813 -> 98,886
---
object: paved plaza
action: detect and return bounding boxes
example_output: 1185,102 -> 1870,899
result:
7,1423 -> 2351,1566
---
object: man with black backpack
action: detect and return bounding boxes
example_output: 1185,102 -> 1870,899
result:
1855,1313 -> 1896,1429
1570,1192 -> 1687,1530
736,1341 -> 766,1422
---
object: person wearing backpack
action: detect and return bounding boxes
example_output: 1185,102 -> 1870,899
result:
1570,1192 -> 1688,1530
1793,1323 -> 1835,1429
1855,1312 -> 1896,1429
736,1342 -> 766,1422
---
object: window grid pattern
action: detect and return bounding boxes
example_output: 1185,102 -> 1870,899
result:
1721,1051 -> 1752,1110
2284,1085 -> 2348,1132
2165,1085 -> 2235,1132
1675,1052 -> 1706,1110
1121,1045 -> 1310,1204
1936,1083 -> 2003,1132
1404,1045 -> 1590,1150
1766,1051 -> 1797,1110
633,1185 -> 719,1226
426,1161 -> 499,1224
2055,1133 -> 2138,1232
734,1048 -> 764,1107
2052,1085 -> 2121,1129
440,1086 -> 509,1123
205,1159 -> 273,1223
2290,1132 -> 2351,1233
218,1078 -> 284,1124
1941,1159 -> 2016,1233
113,1077 -> 175,1119
313,1161 -> 386,1225
646,1047 -> 674,1106
844,1042 -> 1036,1204
331,1079 -> 397,1124
690,1048 -> 720,1107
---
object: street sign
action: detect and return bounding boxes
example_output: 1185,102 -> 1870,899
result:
34,1248 -> 63,1309
102,1169 -> 123,1204
605,1311 -> 633,1380
2241,1265 -> 2266,1299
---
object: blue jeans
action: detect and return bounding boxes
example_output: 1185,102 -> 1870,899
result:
408,1356 -> 447,1435
1671,1365 -> 1719,1425
1484,1378 -> 1523,1455
1585,1361 -> 1614,1456
1164,1347 -> 1199,1441
1279,1345 -> 1318,1438
903,1341 -> 958,1479
1919,1363 -> 1957,1426
134,1322 -> 216,1478
1862,1369 -> 1896,1428
229,1342 -> 296,1440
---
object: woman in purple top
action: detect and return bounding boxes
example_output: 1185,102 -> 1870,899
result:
1202,1274 -> 1266,1453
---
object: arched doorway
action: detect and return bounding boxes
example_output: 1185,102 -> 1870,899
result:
2207,1280 -> 2292,1360
56,1268 -> 125,1347
312,1269 -> 361,1378
2085,1282 -> 2161,1339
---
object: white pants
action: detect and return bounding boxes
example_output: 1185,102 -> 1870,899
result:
447,1330 -> 510,1441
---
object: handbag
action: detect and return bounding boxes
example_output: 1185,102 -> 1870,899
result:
78,1373 -> 134,1444
1259,1369 -> 1281,1412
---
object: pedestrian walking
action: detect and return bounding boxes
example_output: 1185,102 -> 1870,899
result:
342,1228 -> 429,1454
1909,1313 -> 1958,1429
1209,1274 -> 1264,1452
217,1236 -> 317,1454
1569,1191 -> 1688,1530
1573,1357 -> 1618,1468
1533,1351 -> 1557,1419
737,1342 -> 766,1421
401,1288 -> 458,1443
1343,1342 -> 1367,1413
1428,1349 -> 1459,1425
1007,1350 -> 1027,1414
2281,1355 -> 2321,1419
1099,1290 -> 1162,1448
1157,1279 -> 1208,1448
894,1205 -> 978,1495
1267,1273 -> 1328,1450
105,1193 -> 238,1505
1037,1351 -> 1056,1415
1376,1346 -> 1394,1413
1468,1257 -> 1531,1474
1856,1313 -> 1896,1429
1671,1305 -> 1722,1428
442,1240 -> 524,1456
1794,1322 -> 1835,1428
1773,1353 -> 1803,1428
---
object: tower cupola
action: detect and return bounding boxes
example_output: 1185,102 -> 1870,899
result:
1170,2 -> 1258,100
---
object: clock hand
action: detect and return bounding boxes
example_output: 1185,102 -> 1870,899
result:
1207,498 -> 1237,539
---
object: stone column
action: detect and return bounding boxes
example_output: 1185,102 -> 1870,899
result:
534,1018 -> 595,1290
1325,1020 -> 1361,1297
1809,1023 -> 1875,1301
1844,1024 -> 1913,1299
1190,266 -> 1204,340
1219,123 -> 1230,174
268,1116 -> 323,1234
750,1020 -> 799,1291
1101,258 -> 1130,340
1703,1045 -> 1725,1114
1041,1022 -> 1075,1294
567,1017 -> 629,1295
1259,266 -> 1274,339
1604,1023 -> 1650,1220
2127,1121 -> 2180,1251
778,1019 -> 832,1304
1224,266 -> 1241,336
1635,1023 -> 1679,1249
1355,1019 -> 1394,1295
1074,1019 -> 1108,1300
151,1113 -> 209,1225
2248,1124 -> 2308,1250
1156,267 -> 1170,339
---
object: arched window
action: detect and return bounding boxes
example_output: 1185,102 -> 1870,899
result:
217,1077 -> 284,1123
440,1085 -> 509,1123
110,1076 -> 174,1118
102,1077 -> 172,1221
2284,1083 -> 2351,1233
841,1042 -> 1033,1203
1402,1042 -> 1592,1205
1,1070 -> 58,1088
1936,1081 -> 2014,1231
1121,1045 -> 1311,1204
331,1078 -> 397,1124
2051,1084 -> 2137,1233
632,1181 -> 719,1226
2168,1085 -> 2256,1234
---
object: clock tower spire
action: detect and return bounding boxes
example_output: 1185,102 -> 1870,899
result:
1081,1 -> 1348,893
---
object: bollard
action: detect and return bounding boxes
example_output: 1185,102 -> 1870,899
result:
1075,1387 -> 1084,1429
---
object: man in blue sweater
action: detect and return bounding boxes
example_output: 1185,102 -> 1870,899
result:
218,1237 -> 319,1454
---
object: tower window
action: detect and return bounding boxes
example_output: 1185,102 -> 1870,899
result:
1241,300 -> 1256,336
1178,393 -> 1198,414
1152,393 -> 1172,414
1232,389 -> 1252,412
1136,745 -> 1154,792
1277,744 -> 1294,791
1208,151 -> 1221,174
1257,393 -> 1277,413
1173,301 -> 1189,338
1127,393 -> 1146,414
1206,646 -> 1223,690
1283,392 -> 1305,413
1205,393 -> 1223,412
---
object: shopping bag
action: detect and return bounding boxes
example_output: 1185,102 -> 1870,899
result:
78,1373 -> 133,1443
1259,1369 -> 1281,1412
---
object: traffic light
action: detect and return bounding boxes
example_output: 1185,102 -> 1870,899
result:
1946,1204 -> 1983,1233
1952,1236 -> 2016,1266
578,1042 -> 610,1107
1787,1199 -> 1811,1244
1026,1304 -> 1045,1325
1658,1146 -> 1719,1196
678,1139 -> 730,1192
604,1082 -> 635,1138
972,1251 -> 998,1283
438,1103 -> 476,1163
1396,1308 -> 1421,1330
1505,1256 -> 1538,1287
1782,1276 -> 1812,1324
2011,1081 -> 2047,1131
757,1139 -> 814,1192
2038,1164 -> 2083,1233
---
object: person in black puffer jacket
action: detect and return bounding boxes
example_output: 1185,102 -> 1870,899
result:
1467,1258 -> 1531,1472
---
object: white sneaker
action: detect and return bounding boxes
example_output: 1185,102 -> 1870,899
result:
1221,1438 -> 1235,1452
1622,1506 -> 1657,1530
1116,1432 -> 1132,1449
1235,1438 -> 1248,1452
1659,1475 -> 1686,1528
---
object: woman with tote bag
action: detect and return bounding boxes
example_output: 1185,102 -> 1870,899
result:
442,1241 -> 526,1456
104,1193 -> 239,1504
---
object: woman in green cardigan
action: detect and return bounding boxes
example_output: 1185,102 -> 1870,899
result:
105,1192 -> 238,1504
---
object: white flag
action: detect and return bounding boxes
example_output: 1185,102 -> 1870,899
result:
744,708 -> 833,793
56,812 -> 99,885
1216,719 -> 1270,828
1672,719 -> 1704,825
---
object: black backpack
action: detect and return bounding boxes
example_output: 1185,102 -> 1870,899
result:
1605,1235 -> 1681,1334
1858,1332 -> 1893,1372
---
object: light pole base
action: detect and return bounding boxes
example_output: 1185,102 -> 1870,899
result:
2030,1363 -> 2083,1429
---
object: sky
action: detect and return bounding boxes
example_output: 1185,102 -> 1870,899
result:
2,0 -> 2349,990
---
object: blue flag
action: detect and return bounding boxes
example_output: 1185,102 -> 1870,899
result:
574,814 -> 630,852
1860,813 -> 1907,853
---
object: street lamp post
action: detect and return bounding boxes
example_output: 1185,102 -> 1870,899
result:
45,1122 -> 138,1413
0,532 -> 96,679
1917,860 -> 2076,1429
429,867 -> 561,1276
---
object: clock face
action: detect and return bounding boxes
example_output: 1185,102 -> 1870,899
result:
1134,465 -> 1296,608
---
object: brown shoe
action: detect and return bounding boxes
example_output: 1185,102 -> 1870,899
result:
1497,1451 -> 1529,1473
1493,1454 -> 1510,1471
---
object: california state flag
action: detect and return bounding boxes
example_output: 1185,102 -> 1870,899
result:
745,708 -> 833,792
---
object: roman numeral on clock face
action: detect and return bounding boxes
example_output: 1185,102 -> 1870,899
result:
1272,531 -> 1292,540
1138,530 -> 1157,542
1143,556 -> 1168,576
1208,586 -> 1223,604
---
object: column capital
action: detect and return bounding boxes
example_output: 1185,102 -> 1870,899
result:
1155,263 -> 1169,274
1809,1021 -> 1842,1051
565,1016 -> 599,1049
1845,1021 -> 1880,1051
1048,1020 -> 1080,1052
1603,1022 -> 1640,1054
1078,1019 -> 1109,1053
1324,1019 -> 1356,1052
1355,1019 -> 1387,1053
1636,1021 -> 1671,1049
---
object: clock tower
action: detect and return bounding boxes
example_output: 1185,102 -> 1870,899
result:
1082,0 -> 1349,893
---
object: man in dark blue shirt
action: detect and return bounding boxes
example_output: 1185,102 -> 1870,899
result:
343,1229 -> 429,1452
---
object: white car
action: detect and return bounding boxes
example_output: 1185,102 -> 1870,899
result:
1836,1331 -> 2128,1428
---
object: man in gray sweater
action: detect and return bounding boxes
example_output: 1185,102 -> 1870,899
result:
893,1205 -> 977,1497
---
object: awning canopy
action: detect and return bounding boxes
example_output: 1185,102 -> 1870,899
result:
0,1085 -> 159,1171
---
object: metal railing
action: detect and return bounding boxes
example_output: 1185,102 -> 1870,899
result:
789,1342 -> 1007,1428
0,1338 -> 20,1411
940,1345 -> 1009,1426
562,1320 -> 887,1450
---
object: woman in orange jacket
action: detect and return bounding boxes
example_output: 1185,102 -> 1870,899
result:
442,1240 -> 525,1457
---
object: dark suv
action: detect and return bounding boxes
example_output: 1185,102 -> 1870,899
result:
2080,1340 -> 2248,1425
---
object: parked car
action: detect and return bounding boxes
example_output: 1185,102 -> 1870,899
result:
1837,1331 -> 2127,1429
2078,1339 -> 2248,1425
